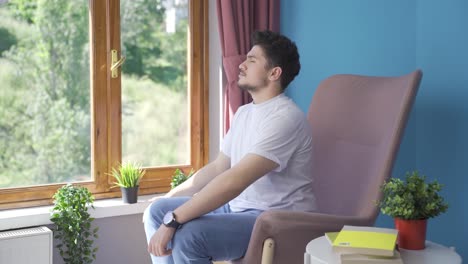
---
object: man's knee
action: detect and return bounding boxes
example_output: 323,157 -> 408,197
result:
144,197 -> 190,224
172,221 -> 207,255
142,204 -> 155,225
143,198 -> 171,225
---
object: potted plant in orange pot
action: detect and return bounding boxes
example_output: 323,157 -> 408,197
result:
378,171 -> 449,250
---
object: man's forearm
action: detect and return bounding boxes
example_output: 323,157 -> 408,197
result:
172,154 -> 278,224
172,168 -> 244,223
165,155 -> 230,197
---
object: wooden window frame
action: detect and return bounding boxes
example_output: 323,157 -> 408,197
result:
0,0 -> 209,210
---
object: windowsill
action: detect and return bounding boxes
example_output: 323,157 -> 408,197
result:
0,194 -> 162,231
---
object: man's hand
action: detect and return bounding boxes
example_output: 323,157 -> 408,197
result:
148,225 -> 176,257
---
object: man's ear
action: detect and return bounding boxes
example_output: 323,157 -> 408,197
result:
269,67 -> 282,81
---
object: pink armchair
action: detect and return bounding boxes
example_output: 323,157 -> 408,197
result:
232,70 -> 423,264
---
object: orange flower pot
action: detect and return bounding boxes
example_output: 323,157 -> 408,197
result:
394,218 -> 427,250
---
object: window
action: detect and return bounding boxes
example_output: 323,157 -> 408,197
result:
0,0 -> 208,209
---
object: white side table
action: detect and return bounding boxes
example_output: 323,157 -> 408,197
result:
304,236 -> 462,264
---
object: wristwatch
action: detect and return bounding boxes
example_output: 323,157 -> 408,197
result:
163,211 -> 182,229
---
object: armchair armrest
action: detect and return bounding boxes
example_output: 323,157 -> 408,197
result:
240,210 -> 374,264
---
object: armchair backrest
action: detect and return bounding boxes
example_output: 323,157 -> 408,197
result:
308,70 -> 422,222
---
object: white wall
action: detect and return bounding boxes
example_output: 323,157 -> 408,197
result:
208,0 -> 222,161
51,214 -> 151,264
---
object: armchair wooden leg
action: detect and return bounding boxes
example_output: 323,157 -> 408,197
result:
261,238 -> 275,264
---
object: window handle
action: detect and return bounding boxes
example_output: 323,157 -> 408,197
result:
111,49 -> 126,78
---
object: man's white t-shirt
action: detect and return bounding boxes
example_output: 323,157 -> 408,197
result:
221,93 -> 316,212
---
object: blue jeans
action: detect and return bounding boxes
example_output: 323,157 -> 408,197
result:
143,197 -> 262,264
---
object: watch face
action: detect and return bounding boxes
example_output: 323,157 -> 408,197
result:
163,211 -> 173,225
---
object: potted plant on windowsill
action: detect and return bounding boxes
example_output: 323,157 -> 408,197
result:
377,171 -> 449,250
170,168 -> 194,189
110,162 -> 146,204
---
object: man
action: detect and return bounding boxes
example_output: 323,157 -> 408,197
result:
143,30 -> 316,264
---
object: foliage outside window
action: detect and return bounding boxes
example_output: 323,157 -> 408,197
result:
0,0 -> 208,209
120,0 -> 190,166
0,0 -> 91,187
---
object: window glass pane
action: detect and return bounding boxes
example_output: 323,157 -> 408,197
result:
0,0 -> 91,188
120,0 -> 189,167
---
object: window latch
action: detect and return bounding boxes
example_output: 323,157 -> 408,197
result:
111,50 -> 126,78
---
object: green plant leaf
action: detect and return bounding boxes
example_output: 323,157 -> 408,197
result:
377,171 -> 449,220
50,184 -> 98,264
109,162 -> 146,188
170,168 -> 193,189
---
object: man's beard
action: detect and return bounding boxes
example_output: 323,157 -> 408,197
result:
238,77 -> 268,92
238,83 -> 257,92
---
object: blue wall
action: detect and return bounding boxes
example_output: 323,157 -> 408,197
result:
281,0 -> 468,260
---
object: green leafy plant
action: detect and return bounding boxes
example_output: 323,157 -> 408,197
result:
378,171 -> 449,220
171,168 -> 194,189
50,184 -> 98,264
110,162 -> 145,188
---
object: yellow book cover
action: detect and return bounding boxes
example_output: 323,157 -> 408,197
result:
332,225 -> 398,257
325,232 -> 340,245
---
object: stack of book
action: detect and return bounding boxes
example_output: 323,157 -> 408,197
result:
325,225 -> 403,264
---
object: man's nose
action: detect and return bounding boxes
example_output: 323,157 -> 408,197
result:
239,61 -> 246,70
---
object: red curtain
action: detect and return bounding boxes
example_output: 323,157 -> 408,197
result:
216,0 -> 280,134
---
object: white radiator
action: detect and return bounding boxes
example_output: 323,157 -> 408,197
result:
0,226 -> 53,264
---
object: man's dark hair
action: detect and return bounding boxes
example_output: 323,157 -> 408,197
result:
252,30 -> 301,90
